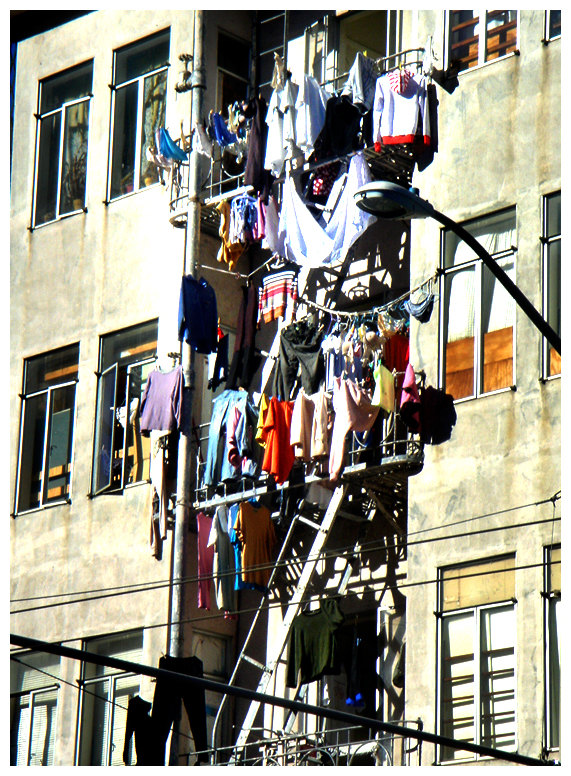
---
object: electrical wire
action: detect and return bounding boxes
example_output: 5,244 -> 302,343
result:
10,493 -> 560,612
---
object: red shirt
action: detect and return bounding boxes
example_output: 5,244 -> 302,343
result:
260,397 -> 295,485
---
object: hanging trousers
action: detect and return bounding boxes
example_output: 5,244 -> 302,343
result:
273,317 -> 324,401
150,655 -> 209,764
226,283 -> 259,389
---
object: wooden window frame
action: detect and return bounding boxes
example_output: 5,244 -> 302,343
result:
541,192 -> 561,380
446,10 -> 519,74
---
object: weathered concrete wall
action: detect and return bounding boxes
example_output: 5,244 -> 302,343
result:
404,10 -> 561,764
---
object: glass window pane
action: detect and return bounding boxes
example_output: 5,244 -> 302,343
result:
480,605 -> 516,750
547,240 -> 561,337
110,82 -> 138,199
548,597 -> 560,748
139,71 -> 167,188
60,100 -> 89,214
548,546 -> 561,594
17,393 -> 48,513
482,254 -> 515,393
79,679 -> 110,766
111,675 -> 141,766
25,344 -> 80,394
441,611 -> 475,760
35,112 -> 61,225
28,689 -> 58,766
450,10 -> 479,71
100,320 -> 158,371
442,557 -> 515,611
92,364 -> 118,495
85,632 -> 144,679
549,11 -> 561,40
44,385 -> 75,503
40,61 -> 93,114
115,29 -> 170,84
444,267 -> 475,400
485,11 -> 517,62
547,193 -> 561,237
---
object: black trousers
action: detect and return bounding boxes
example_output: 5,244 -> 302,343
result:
150,655 -> 209,764
273,318 -> 324,401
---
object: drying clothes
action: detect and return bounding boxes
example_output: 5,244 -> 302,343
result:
123,695 -> 153,765
329,377 -> 380,482
310,161 -> 340,202
420,386 -> 457,445
140,366 -> 183,436
234,500 -> 277,589
208,333 -> 229,391
197,511 -> 215,610
286,598 -> 345,688
226,402 -> 260,480
290,389 -> 330,461
229,193 -> 259,245
346,630 -> 366,709
341,51 -> 378,113
255,393 -> 270,449
400,363 -> 421,432
278,175 -> 334,268
295,74 -> 330,155
207,505 -> 238,614
383,333 -> 409,373
261,195 -> 279,253
204,389 -> 252,486
210,111 -> 238,147
314,94 -> 362,160
372,362 -> 395,413
226,282 -> 260,390
260,397 -> 296,486
264,79 -> 301,177
372,72 -> 430,147
178,275 -> 218,355
228,503 -> 266,593
403,291 -> 435,322
150,655 -> 208,765
273,317 -> 325,402
258,262 -> 299,324
158,127 -> 188,163
150,435 -> 169,560
193,120 -> 213,157
243,96 -> 272,202
320,152 -> 375,265
322,329 -> 345,391
216,200 -> 245,271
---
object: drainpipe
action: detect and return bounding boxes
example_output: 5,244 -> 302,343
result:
169,7 -> 206,764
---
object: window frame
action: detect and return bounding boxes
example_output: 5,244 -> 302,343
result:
436,556 -> 518,764
541,192 -> 561,381
10,651 -> 61,767
107,29 -> 170,202
543,544 -> 561,752
31,61 -> 93,228
445,10 -> 519,74
14,344 -> 80,516
438,208 -> 518,402
90,320 -> 158,497
75,631 -> 143,767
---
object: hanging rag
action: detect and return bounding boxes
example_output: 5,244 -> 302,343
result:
403,292 -> 435,323
399,363 -> 421,432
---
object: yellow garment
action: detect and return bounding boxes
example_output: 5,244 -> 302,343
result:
235,501 -> 277,588
216,200 -> 244,271
255,393 -> 270,448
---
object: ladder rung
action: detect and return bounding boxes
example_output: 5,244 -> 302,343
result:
296,514 -> 323,530
242,654 -> 267,671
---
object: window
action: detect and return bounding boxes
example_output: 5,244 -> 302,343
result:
109,30 -> 169,200
15,344 -> 79,514
447,11 -> 518,72
542,192 -> 561,379
441,209 -> 516,400
437,556 -> 516,762
91,320 -> 158,495
10,651 -> 60,766
77,632 -> 143,766
545,11 -> 561,42
217,31 -> 250,112
544,545 -> 560,751
33,61 -> 93,226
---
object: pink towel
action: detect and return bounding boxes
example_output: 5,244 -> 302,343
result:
197,512 -> 215,609
329,377 -> 380,482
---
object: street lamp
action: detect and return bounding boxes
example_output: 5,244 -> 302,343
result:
354,181 -> 561,355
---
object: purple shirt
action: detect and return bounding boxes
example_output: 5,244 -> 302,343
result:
139,366 -> 183,436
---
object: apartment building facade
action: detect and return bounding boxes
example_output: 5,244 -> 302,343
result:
10,10 -> 560,767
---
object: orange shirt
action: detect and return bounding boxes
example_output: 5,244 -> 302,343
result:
260,397 -> 295,485
234,501 -> 277,588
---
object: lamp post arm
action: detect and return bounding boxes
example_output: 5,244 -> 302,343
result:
429,208 -> 561,356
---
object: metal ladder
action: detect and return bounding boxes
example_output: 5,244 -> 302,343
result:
211,483 -> 348,762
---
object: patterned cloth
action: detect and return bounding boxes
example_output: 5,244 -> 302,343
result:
258,262 -> 299,324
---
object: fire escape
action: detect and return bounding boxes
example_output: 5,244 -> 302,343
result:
167,10 -> 433,767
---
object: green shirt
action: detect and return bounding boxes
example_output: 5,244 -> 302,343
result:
286,598 -> 345,688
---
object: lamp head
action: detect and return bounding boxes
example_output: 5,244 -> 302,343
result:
354,181 -> 435,220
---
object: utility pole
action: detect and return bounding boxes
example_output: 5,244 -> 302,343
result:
169,8 -> 206,765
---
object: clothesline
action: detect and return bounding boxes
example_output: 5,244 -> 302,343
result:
295,271 -> 438,320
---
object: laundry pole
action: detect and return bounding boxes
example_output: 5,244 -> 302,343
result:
168,10 -> 206,762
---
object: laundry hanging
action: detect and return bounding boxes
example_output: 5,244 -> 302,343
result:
257,259 -> 299,325
285,597 -> 345,688
372,69 -> 431,148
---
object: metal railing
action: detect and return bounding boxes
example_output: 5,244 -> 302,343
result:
181,722 -> 423,766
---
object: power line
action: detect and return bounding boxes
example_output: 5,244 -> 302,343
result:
9,492 -> 560,610
10,558 -> 559,653
10,510 -> 560,616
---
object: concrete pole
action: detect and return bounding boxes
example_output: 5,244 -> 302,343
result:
168,8 -> 206,765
